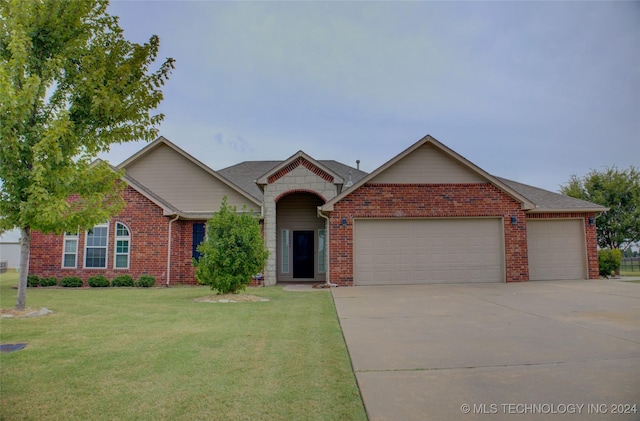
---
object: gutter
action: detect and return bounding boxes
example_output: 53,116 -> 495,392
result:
526,207 -> 609,214
317,207 -> 336,288
166,214 -> 180,286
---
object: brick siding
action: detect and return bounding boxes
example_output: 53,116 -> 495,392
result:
28,181 -> 599,288
28,186 -> 202,286
328,183 -> 600,285
328,183 -> 530,286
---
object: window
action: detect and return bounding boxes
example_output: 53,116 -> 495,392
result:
62,232 -> 78,268
114,222 -> 130,269
318,229 -> 326,273
281,229 -> 290,273
85,224 -> 108,268
192,223 -> 205,260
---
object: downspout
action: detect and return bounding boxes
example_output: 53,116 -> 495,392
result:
317,208 -> 336,287
166,214 -> 180,286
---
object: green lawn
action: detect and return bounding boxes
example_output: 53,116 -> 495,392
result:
620,270 -> 640,277
0,271 -> 367,420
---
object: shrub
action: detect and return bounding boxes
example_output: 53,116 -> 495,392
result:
60,276 -> 83,288
40,277 -> 58,287
135,274 -> 156,288
599,248 -> 622,278
194,197 -> 269,294
27,275 -> 40,287
111,274 -> 134,287
88,275 -> 110,288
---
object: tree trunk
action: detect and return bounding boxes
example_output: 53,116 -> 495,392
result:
15,226 -> 31,311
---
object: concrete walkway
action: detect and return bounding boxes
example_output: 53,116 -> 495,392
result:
332,280 -> 640,420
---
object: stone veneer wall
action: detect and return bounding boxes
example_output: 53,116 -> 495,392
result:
262,165 -> 338,285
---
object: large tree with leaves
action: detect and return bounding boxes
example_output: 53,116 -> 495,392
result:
0,0 -> 174,310
561,166 -> 640,251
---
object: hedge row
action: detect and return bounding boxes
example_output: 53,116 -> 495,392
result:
26,274 -> 156,288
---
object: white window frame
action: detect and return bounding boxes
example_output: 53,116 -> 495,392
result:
114,222 -> 131,269
318,229 -> 326,273
281,229 -> 290,273
62,231 -> 79,268
85,223 -> 109,269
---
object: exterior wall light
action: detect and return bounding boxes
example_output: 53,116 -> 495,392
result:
341,217 -> 348,227
510,216 -> 517,225
588,217 -> 595,226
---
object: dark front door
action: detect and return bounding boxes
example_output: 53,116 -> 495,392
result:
293,231 -> 314,278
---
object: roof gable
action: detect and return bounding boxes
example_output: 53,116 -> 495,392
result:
370,142 -> 487,184
256,151 -> 345,185
94,159 -> 179,216
219,159 -> 367,202
322,135 -> 536,211
121,173 -> 179,215
117,137 -> 261,212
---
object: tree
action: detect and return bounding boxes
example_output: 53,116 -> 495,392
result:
194,197 -> 269,294
561,166 -> 640,251
0,0 -> 174,310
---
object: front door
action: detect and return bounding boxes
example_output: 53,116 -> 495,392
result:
293,231 -> 314,278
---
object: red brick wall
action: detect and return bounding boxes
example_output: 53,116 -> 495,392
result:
172,219 -> 204,286
175,219 -> 266,287
328,183 -> 529,286
29,186 -> 177,286
526,212 -> 599,279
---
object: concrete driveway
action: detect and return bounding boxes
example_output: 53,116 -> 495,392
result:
332,280 -> 640,420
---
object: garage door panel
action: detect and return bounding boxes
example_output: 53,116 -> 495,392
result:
354,219 -> 503,285
527,220 -> 586,281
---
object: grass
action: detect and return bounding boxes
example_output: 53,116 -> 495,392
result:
620,270 -> 640,277
0,271 -> 366,420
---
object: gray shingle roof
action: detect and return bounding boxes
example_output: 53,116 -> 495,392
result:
218,161 -> 280,201
497,177 -> 607,212
218,160 -> 368,201
217,160 -> 604,212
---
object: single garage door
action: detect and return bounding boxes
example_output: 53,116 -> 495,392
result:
354,218 -> 504,285
527,219 -> 587,280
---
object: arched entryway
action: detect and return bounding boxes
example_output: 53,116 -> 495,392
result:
276,191 -> 326,282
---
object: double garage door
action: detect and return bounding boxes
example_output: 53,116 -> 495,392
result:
354,218 -> 503,285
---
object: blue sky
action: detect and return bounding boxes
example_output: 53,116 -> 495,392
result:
100,0 -> 639,193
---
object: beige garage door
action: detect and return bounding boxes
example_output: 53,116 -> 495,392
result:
354,218 -> 504,285
527,219 -> 587,280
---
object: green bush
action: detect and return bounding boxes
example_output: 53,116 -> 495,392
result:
111,274 -> 134,287
598,248 -> 622,278
194,197 -> 268,294
27,275 -> 40,287
88,275 -> 110,288
135,274 -> 156,288
60,276 -> 83,288
40,277 -> 58,287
